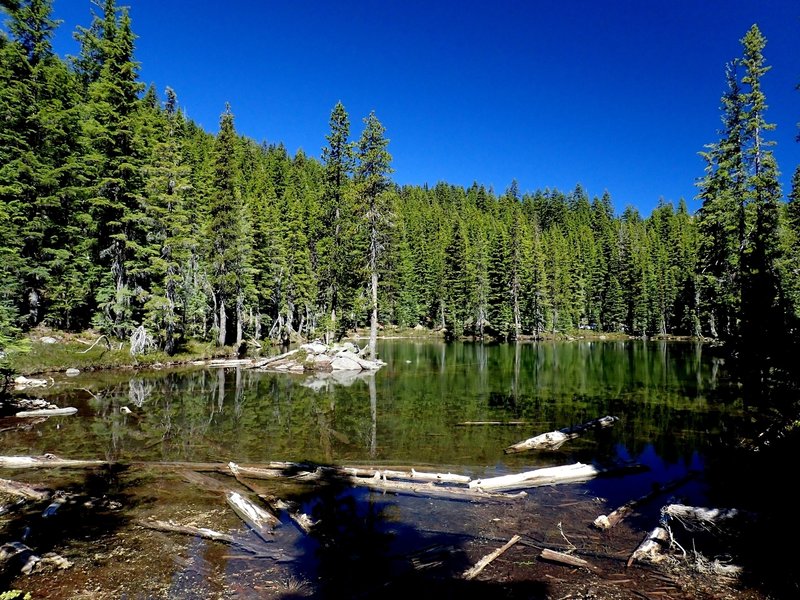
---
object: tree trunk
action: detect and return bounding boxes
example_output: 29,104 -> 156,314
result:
217,296 -> 227,346
369,269 -> 378,360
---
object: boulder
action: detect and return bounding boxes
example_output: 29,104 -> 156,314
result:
330,356 -> 362,371
65,368 -> 80,376
39,336 -> 58,344
301,342 -> 327,355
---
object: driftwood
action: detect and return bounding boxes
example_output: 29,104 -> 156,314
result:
505,415 -> 618,453
540,548 -> 599,572
16,407 -> 78,418
342,466 -> 471,484
462,534 -> 521,580
353,474 -> 526,502
251,349 -> 300,368
662,504 -> 744,528
0,477 -> 50,501
593,472 -> 697,530
627,526 -> 670,567
226,491 -> 280,540
78,334 -> 112,353
261,495 -> 316,534
138,519 -> 289,560
469,463 -> 600,491
0,455 -> 107,469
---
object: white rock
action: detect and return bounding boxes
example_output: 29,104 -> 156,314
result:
300,342 -> 328,354
65,368 -> 80,376
39,336 -> 58,344
330,356 -> 362,371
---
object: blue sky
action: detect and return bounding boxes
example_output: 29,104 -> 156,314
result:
45,0 -> 800,216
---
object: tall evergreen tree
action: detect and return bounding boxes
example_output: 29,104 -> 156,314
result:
207,104 -> 252,347
354,111 -> 393,359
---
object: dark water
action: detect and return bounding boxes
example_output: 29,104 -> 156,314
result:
0,340 -> 760,598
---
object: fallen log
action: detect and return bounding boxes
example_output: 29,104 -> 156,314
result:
0,477 -> 50,501
342,466 -> 471,484
226,491 -> 280,540
505,415 -> 618,453
138,519 -> 290,560
462,534 -> 521,580
251,349 -> 300,369
353,474 -> 525,502
469,462 -> 600,491
16,407 -> 78,418
0,455 -> 107,469
540,548 -> 600,572
593,472 -> 697,530
627,526 -> 670,567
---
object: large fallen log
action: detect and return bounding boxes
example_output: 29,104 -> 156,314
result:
505,415 -> 618,453
226,491 -> 280,541
462,534 -> 521,580
353,474 -> 526,502
138,519 -> 290,560
229,461 -> 472,485
457,421 -> 529,427
0,455 -> 107,469
627,526 -> 670,567
593,472 -> 697,530
468,462 -> 600,491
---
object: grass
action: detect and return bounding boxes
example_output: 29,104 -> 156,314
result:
8,329 -> 237,376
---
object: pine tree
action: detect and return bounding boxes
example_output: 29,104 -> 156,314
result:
81,0 -> 146,337
142,88 -> 192,353
354,111 -> 393,359
318,101 -> 355,340
207,104 -> 252,347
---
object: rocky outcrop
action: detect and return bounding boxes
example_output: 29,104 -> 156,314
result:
254,342 -> 386,374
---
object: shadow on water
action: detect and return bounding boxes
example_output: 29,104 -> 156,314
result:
277,469 -> 551,599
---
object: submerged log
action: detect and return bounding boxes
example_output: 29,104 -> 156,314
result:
593,472 -> 697,530
0,477 -> 50,501
226,491 -> 280,540
505,415 -> 618,453
138,519 -> 290,560
462,534 -> 521,580
457,421 -> 529,427
261,495 -> 316,534
627,526 -> 670,567
0,455 -> 107,469
16,407 -> 78,418
540,548 -> 599,572
469,463 -> 600,491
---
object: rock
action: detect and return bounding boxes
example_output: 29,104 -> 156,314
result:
414,324 -> 425,331
300,342 -> 327,355
65,368 -> 80,376
330,356 -> 362,371
39,336 -> 58,344
13,376 -> 48,389
310,355 -> 333,368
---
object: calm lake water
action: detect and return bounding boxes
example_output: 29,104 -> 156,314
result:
0,340 -> 760,598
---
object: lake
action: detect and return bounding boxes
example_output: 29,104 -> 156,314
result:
0,340 -> 765,599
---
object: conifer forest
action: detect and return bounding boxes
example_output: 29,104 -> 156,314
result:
1,1 -> 799,372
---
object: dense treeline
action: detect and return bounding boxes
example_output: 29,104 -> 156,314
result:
1,2 -> 798,358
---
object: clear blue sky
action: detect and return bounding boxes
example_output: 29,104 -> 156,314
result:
45,0 -> 800,216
